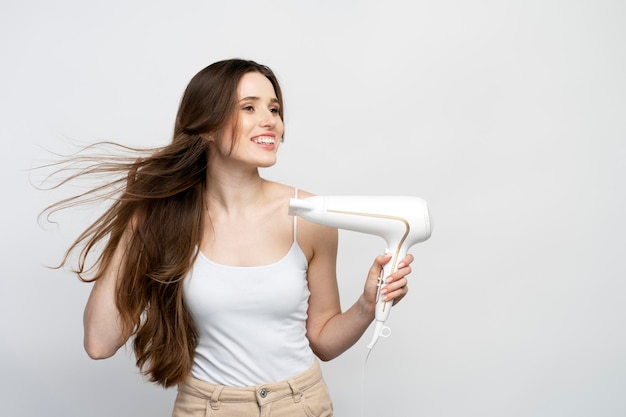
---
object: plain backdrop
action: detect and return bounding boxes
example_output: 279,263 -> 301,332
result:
1,1 -> 625,416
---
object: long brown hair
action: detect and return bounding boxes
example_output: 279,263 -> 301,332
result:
41,59 -> 285,387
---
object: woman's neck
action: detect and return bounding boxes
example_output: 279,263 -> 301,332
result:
205,164 -> 269,215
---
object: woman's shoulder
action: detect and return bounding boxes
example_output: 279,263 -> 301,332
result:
266,182 -> 337,241
263,182 -> 337,263
263,180 -> 317,200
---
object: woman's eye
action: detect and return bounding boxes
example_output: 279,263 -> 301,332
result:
270,108 -> 280,114
243,105 -> 254,111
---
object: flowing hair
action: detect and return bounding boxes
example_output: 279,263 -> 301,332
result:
40,59 -> 285,387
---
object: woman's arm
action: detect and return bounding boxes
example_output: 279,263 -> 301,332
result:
303,221 -> 413,361
83,232 -> 130,359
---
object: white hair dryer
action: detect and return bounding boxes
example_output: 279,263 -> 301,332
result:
288,195 -> 432,350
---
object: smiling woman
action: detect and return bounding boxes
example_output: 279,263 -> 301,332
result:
41,58 -> 414,417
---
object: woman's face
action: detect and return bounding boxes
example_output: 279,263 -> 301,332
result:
211,71 -> 284,168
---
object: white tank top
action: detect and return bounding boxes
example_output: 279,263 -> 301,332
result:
183,193 -> 315,386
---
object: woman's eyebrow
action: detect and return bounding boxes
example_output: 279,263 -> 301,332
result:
239,96 -> 279,103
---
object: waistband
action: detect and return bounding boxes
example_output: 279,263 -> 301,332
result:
177,360 -> 323,407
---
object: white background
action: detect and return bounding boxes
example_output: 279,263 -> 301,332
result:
1,1 -> 625,416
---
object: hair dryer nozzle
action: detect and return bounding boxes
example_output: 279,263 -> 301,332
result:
288,198 -> 317,216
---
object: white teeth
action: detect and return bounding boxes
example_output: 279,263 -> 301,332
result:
254,136 -> 275,144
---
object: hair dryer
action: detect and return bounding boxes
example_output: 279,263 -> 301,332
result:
288,195 -> 432,350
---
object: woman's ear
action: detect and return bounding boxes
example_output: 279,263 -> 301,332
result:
200,133 -> 214,142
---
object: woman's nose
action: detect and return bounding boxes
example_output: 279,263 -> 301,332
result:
259,109 -> 276,127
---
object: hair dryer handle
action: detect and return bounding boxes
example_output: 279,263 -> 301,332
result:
367,246 -> 407,350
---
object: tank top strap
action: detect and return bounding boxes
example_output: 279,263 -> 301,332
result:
293,187 -> 298,241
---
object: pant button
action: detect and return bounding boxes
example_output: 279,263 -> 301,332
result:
259,388 -> 268,398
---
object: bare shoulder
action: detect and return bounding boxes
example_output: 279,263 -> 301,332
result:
262,180 -> 317,201
272,184 -> 337,261
295,188 -> 316,199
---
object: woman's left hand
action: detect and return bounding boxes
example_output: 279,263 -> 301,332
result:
384,253 -> 414,305
364,253 -> 414,308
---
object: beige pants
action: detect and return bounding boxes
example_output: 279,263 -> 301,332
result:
172,360 -> 334,417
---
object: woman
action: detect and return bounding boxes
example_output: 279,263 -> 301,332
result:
49,59 -> 413,416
